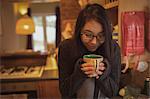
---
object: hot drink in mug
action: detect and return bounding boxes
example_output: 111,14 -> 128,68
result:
83,54 -> 103,77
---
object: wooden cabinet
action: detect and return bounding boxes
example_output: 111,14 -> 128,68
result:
1,79 -> 61,99
1,70 -> 61,99
37,80 -> 61,99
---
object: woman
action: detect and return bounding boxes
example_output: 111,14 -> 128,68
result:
58,4 -> 121,99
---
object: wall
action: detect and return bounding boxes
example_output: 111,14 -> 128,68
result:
0,0 -> 59,53
118,0 -> 150,88
60,0 -> 81,33
119,0 -> 149,51
0,1 -> 2,53
31,2 -> 59,15
119,0 -> 150,62
1,0 -> 26,53
60,0 -> 105,35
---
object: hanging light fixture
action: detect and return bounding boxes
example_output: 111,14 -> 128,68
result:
16,3 -> 35,35
16,14 -> 35,35
16,3 -> 35,49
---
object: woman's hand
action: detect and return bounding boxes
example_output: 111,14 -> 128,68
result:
95,62 -> 106,79
81,58 -> 106,78
81,58 -> 97,78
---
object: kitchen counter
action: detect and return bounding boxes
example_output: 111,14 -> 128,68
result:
0,70 -> 61,99
1,70 -> 59,83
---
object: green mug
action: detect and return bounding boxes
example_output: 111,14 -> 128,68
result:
83,54 -> 103,77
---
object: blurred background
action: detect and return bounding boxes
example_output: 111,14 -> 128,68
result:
0,0 -> 149,99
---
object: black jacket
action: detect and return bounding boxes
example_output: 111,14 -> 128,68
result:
58,38 -> 121,99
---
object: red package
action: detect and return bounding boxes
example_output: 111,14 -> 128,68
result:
121,11 -> 145,56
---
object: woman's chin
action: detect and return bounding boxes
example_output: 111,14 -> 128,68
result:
88,47 -> 97,52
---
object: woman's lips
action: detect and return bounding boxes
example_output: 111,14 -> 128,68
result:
88,46 -> 97,50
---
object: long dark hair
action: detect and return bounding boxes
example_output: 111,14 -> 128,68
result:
73,4 -> 113,63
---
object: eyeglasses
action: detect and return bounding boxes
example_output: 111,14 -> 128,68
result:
81,31 -> 105,42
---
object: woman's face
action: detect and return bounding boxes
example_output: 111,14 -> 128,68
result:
81,20 -> 105,52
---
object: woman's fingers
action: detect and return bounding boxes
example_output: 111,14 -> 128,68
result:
81,63 -> 96,76
96,62 -> 106,75
96,70 -> 103,75
96,75 -> 99,79
97,66 -> 105,71
88,74 -> 98,78
81,62 -> 93,67
97,62 -> 105,71
83,58 -> 94,63
81,66 -> 95,71
81,61 -> 106,77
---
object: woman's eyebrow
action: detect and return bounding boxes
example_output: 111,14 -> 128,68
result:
98,31 -> 104,34
82,30 -> 94,33
83,30 -> 104,34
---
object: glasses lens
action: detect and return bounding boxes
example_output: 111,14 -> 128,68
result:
82,31 -> 105,42
97,33 -> 104,41
83,32 -> 94,40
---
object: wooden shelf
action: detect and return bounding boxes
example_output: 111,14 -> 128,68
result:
104,1 -> 119,9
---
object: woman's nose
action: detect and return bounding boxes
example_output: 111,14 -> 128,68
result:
90,37 -> 97,44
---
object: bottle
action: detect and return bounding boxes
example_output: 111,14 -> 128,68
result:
143,77 -> 150,96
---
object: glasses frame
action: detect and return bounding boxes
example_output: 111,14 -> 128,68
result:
81,31 -> 105,43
